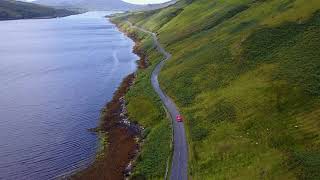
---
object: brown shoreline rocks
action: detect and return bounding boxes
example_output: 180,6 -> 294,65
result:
72,20 -> 148,180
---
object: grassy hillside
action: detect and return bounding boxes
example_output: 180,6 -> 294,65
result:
113,0 -> 320,179
0,0 -> 75,20
124,30 -> 172,179
109,22 -> 172,179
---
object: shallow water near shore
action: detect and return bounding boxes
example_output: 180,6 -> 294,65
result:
0,11 -> 138,179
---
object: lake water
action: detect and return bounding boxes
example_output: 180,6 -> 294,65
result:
0,12 -> 137,179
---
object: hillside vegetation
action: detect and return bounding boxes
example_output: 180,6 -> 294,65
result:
121,26 -> 172,179
113,0 -> 320,179
106,20 -> 173,179
0,0 -> 75,20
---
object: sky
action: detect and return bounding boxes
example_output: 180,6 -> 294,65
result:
123,0 -> 170,4
25,0 -> 171,5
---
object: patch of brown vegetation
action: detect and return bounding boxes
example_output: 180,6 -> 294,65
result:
71,74 -> 137,180
133,42 -> 148,69
71,21 -> 150,180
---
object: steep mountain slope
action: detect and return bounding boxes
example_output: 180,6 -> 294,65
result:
34,0 -> 141,11
113,0 -> 320,179
139,0 -> 177,11
0,0 -> 75,20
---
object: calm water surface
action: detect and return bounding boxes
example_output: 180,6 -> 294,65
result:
0,12 -> 137,179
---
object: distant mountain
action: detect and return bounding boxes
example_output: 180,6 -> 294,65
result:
34,0 -> 141,11
33,0 -> 176,11
0,0 -> 76,20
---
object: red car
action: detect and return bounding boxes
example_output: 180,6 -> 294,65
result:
176,115 -> 183,122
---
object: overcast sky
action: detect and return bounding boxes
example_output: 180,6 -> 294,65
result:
123,0 -> 170,4
25,0 -> 171,5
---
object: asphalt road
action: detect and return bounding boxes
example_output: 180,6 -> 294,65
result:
126,21 -> 188,180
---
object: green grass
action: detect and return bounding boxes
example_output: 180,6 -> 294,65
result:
110,20 -> 172,179
114,0 -> 320,179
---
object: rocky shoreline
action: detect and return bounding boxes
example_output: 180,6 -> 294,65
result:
71,19 -> 148,180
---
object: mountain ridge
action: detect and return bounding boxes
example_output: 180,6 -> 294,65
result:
0,0 -> 76,20
33,0 -> 176,11
34,0 -> 139,11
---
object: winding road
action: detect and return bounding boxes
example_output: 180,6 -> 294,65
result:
126,21 -> 188,180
